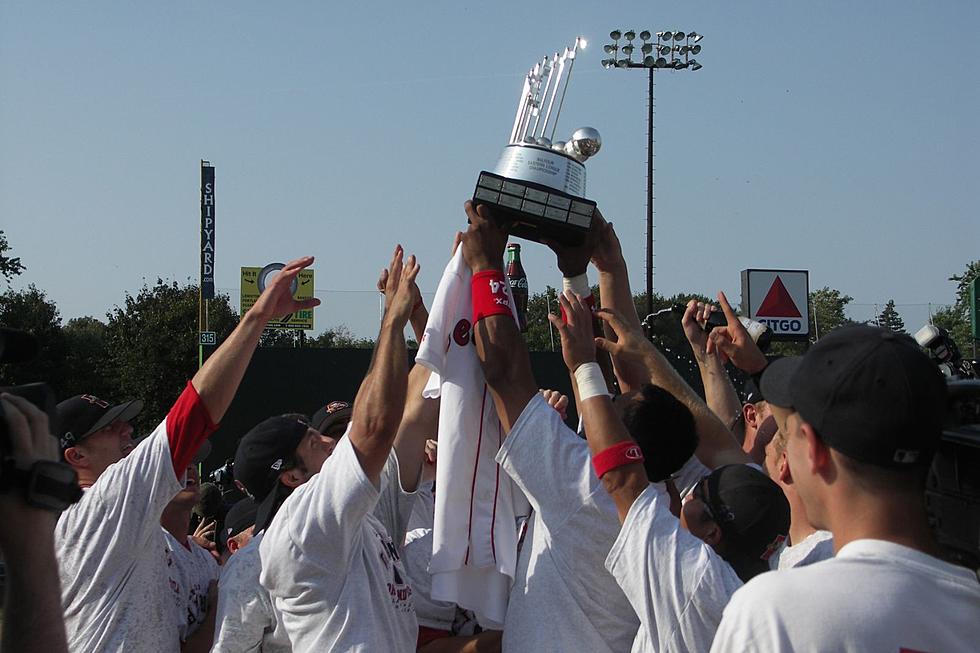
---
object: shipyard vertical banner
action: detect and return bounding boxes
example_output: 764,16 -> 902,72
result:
201,163 -> 216,299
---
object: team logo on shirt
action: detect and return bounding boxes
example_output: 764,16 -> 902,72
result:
374,530 -> 414,612
453,319 -> 472,347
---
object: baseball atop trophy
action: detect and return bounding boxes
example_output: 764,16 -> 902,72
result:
472,37 -> 601,246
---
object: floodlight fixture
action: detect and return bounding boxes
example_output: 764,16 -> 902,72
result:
656,57 -> 668,68
656,31 -> 671,40
672,31 -> 685,41
657,45 -> 671,55
622,44 -> 634,56
604,44 -> 616,54
641,43 -> 653,55
643,56 -> 656,67
689,59 -> 702,71
602,58 -> 616,69
687,32 -> 703,42
616,59 -> 629,68
640,30 -> 651,40
672,59 -> 687,69
690,44 -> 702,55
610,30 -> 622,40
625,30 -> 636,41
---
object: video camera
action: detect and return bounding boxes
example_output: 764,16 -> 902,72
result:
915,324 -> 980,569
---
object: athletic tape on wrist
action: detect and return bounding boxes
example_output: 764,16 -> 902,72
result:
574,362 -> 607,400
559,278 -> 596,323
471,270 -> 512,324
593,441 -> 645,479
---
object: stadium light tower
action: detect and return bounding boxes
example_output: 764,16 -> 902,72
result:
602,29 -> 703,315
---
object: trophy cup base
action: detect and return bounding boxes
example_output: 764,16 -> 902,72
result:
472,171 -> 595,246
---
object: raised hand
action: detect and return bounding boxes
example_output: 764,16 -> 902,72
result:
192,518 -> 217,551
461,201 -> 509,272
594,308 -> 656,365
542,210 -> 606,277
705,291 -> 768,374
682,299 -> 720,357
540,389 -> 569,421
250,256 -> 321,322
548,291 -> 597,372
589,211 -> 625,274
382,245 -> 421,328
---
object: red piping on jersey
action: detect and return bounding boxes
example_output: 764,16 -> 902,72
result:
490,420 -> 502,564
464,383 -> 488,565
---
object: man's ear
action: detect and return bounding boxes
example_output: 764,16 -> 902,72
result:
279,468 -> 305,489
703,521 -> 723,548
777,450 -> 793,485
801,421 -> 832,478
227,537 -> 240,554
63,446 -> 86,468
743,402 -> 759,429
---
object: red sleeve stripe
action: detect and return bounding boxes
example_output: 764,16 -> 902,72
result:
167,381 -> 220,474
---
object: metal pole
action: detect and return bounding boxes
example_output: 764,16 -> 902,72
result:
646,66 -> 656,315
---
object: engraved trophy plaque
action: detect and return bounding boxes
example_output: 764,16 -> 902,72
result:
472,37 -> 601,245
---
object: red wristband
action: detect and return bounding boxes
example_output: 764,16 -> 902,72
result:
472,270 -> 513,324
560,293 -> 596,323
592,441 -> 645,479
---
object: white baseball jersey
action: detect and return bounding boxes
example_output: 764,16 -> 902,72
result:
163,530 -> 220,641
711,539 -> 980,652
768,529 -> 834,570
415,249 -> 530,628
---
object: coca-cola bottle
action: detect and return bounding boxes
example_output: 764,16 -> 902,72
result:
505,243 -> 529,332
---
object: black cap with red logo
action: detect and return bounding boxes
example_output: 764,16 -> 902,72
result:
56,394 -> 143,452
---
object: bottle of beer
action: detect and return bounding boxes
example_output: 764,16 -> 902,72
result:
505,243 -> 529,332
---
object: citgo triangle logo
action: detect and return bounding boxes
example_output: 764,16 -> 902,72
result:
757,276 -> 802,317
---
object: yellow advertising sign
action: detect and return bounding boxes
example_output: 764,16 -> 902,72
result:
240,265 -> 315,330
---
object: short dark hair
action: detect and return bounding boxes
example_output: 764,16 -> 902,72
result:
620,384 -> 698,482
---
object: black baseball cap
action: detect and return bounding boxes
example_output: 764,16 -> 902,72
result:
218,497 -> 258,553
742,378 -> 764,405
760,324 -> 947,468
233,415 -> 310,532
310,400 -> 352,437
0,327 -> 38,364
695,464 -> 790,582
57,394 -> 144,452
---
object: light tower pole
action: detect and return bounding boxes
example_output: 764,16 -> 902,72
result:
602,29 -> 702,315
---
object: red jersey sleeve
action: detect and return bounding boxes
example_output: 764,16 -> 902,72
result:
167,381 -> 220,474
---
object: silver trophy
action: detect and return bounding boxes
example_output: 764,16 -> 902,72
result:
473,37 -> 601,245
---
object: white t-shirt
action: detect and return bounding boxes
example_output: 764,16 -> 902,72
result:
606,483 -> 744,653
768,529 -> 834,570
416,249 -> 529,628
711,539 -> 980,653
401,481 -> 459,632
259,430 -> 418,653
496,394 -> 639,653
212,532 -> 291,653
163,529 -> 220,641
56,423 -> 183,653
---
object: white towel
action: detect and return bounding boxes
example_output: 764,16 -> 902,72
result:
415,250 -> 530,629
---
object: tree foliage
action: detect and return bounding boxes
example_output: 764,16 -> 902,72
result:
809,287 -> 854,339
876,299 -> 906,334
104,280 -> 238,432
0,285 -> 67,391
935,261 -> 980,354
0,231 -> 25,283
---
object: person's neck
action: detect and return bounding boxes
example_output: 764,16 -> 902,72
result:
822,487 -> 939,557
785,486 -> 817,546
161,503 -> 193,547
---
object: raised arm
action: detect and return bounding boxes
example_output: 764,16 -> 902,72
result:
461,201 -> 537,432
548,292 -> 648,522
681,300 -> 744,436
595,308 -> 751,471
191,256 -> 320,423
392,362 -> 438,492
348,245 -> 419,484
590,218 -> 647,393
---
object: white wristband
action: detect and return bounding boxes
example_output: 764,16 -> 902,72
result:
562,273 -> 590,298
574,362 -> 607,401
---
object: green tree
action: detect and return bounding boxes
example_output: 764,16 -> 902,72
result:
809,287 -> 854,339
877,299 -> 906,334
62,316 -> 116,399
0,231 -> 25,283
0,285 -> 67,392
104,280 -> 238,432
936,261 -> 980,354
524,286 -> 560,352
310,325 -> 375,349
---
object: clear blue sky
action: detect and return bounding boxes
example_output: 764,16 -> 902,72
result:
2,1 -> 977,337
